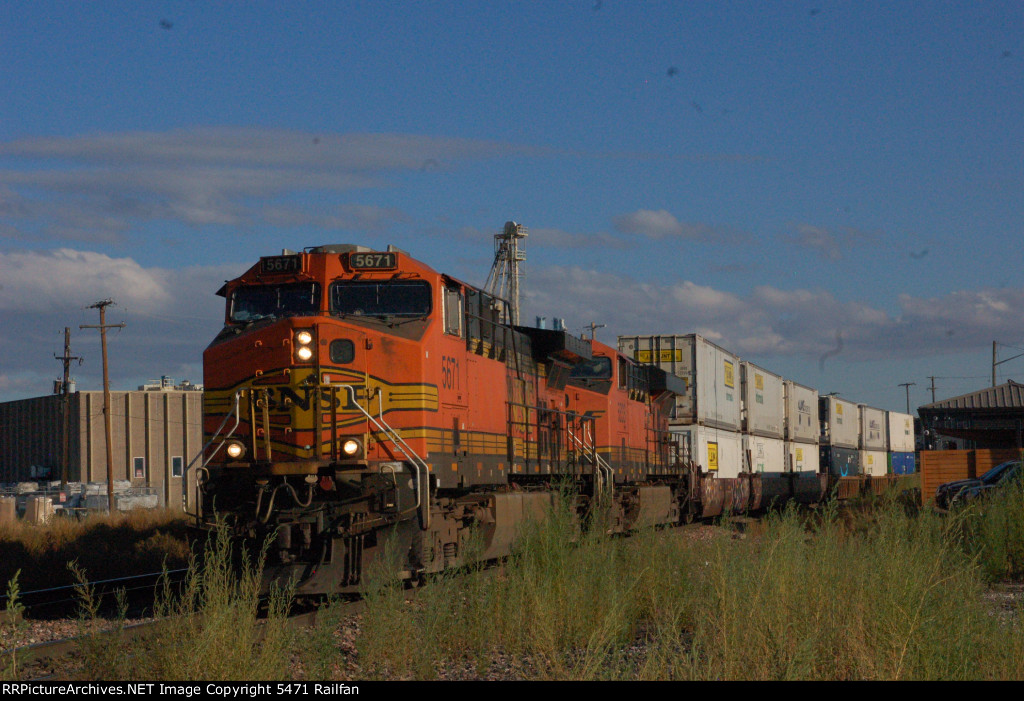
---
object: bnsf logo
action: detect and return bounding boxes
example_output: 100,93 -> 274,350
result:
260,385 -> 369,412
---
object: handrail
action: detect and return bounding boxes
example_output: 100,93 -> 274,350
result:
182,390 -> 242,516
566,417 -> 613,502
332,383 -> 431,529
583,421 -> 614,499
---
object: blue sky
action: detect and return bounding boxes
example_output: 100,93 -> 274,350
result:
1,1 -> 1023,413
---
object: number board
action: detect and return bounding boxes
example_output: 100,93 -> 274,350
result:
260,255 -> 302,274
349,252 -> 397,270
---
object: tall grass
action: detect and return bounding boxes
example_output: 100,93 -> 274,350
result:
0,508 -> 191,594
955,479 -> 1024,582
680,503 -> 1004,679
1,570 -> 25,680
74,525 -> 296,681
12,485 -> 1020,681
352,496 -> 1024,680
355,499 -> 707,679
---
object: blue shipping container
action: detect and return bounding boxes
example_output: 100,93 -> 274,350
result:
820,445 -> 860,477
891,452 -> 916,475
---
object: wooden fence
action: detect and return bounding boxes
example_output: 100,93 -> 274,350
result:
919,449 -> 1022,504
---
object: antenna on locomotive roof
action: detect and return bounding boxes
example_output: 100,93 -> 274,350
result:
484,220 -> 527,326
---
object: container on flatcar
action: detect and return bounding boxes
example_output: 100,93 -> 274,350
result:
671,424 -> 743,479
618,334 -> 741,431
744,433 -> 786,473
740,362 -> 784,439
820,445 -> 860,477
786,441 -> 816,472
784,380 -> 819,444
890,452 -> 916,475
861,449 -> 888,477
788,442 -> 825,502
819,395 -> 859,449
859,405 -> 887,451
887,411 -> 915,453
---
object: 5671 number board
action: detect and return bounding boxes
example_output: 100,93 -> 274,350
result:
260,255 -> 302,274
349,252 -> 397,270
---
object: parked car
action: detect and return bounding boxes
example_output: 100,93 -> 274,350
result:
934,460 -> 1022,510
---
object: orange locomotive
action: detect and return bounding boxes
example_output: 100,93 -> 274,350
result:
196,243 -> 688,594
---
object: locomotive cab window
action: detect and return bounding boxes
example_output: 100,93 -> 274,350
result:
443,285 -> 463,337
569,356 -> 614,392
230,283 -> 320,323
330,280 -> 432,318
569,356 -> 612,380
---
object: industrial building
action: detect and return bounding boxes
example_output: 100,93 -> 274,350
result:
0,380 -> 203,508
917,380 -> 1024,450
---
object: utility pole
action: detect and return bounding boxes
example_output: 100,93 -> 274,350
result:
53,328 -> 82,493
586,322 -> 606,340
80,300 -> 125,513
928,376 -> 937,404
898,382 -> 916,414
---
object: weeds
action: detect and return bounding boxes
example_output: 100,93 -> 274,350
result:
352,495 -> 1024,681
0,508 -> 191,595
955,479 -> 1024,582
72,523 -> 295,681
8,483 -> 1024,681
68,560 -> 130,679
1,570 -> 25,680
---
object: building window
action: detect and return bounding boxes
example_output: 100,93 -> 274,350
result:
133,457 -> 146,479
171,456 -> 183,478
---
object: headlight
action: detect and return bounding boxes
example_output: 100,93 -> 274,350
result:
340,438 -> 363,458
294,329 -> 314,362
225,440 -> 246,460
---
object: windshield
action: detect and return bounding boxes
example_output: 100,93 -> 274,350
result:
230,283 -> 321,322
330,280 -> 432,318
980,460 -> 1020,484
569,356 -> 612,380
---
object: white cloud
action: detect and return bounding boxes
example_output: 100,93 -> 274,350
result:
0,129 -> 509,172
522,265 -> 1024,362
0,128 -> 513,241
4,247 -> 1023,404
784,223 -> 880,261
0,249 -> 172,313
612,209 -> 688,239
611,209 -> 746,243
259,203 -> 409,232
0,249 -> 235,401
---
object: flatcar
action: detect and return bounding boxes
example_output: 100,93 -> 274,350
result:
194,244 -> 690,594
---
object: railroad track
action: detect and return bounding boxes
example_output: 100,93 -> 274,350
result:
2,569 -> 191,622
2,515 -> 783,681
5,583 -> 391,681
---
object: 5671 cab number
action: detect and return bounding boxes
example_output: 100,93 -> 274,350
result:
349,252 -> 397,269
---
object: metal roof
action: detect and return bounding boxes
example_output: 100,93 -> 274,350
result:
920,380 -> 1024,411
